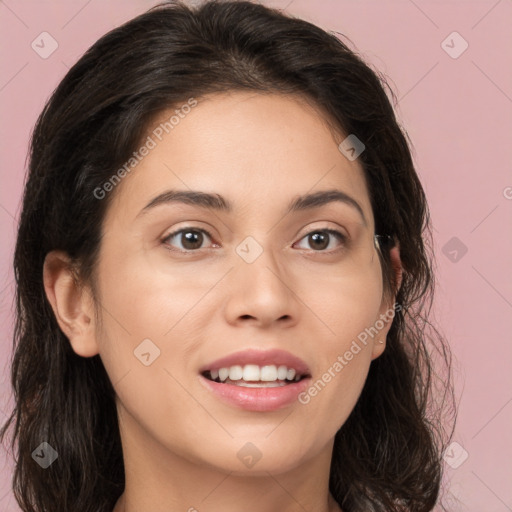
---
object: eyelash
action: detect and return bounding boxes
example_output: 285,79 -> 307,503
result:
161,226 -> 348,254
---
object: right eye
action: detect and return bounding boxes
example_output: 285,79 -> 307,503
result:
162,227 -> 217,252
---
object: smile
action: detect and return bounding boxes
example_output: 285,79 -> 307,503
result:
203,364 -> 307,387
198,349 -> 312,411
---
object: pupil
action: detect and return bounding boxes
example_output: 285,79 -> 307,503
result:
310,232 -> 328,250
183,231 -> 203,250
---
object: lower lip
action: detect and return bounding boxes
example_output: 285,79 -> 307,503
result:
199,375 -> 311,412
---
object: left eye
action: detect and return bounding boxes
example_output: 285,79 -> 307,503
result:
293,229 -> 347,252
162,227 -> 347,252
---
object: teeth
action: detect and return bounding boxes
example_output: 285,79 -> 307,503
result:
260,365 -> 277,381
232,380 -> 287,388
242,364 -> 260,381
228,365 -> 243,380
207,364 -> 303,383
277,365 -> 288,380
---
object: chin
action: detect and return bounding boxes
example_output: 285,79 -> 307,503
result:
192,437 -> 316,476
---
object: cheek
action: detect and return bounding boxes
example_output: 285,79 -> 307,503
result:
92,246 -> 224,400
91,259 -> 218,455
304,262 -> 384,341
294,268 -> 383,431
296,320 -> 375,446
94,246 -> 207,339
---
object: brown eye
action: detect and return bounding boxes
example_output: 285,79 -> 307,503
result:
294,229 -> 347,252
163,227 -> 214,251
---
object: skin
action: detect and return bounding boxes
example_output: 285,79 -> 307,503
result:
43,91 -> 402,512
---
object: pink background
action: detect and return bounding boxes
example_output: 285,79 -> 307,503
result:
1,1 -> 511,510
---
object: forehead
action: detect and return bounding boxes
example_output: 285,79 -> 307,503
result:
105,91 -> 374,228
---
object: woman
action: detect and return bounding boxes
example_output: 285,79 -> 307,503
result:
1,1 -> 454,511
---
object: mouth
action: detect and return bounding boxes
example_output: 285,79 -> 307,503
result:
198,349 -> 312,411
201,364 -> 310,388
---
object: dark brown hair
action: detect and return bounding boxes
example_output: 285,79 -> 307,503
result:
1,1 -> 455,511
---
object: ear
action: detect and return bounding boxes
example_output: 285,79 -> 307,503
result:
371,244 -> 403,360
43,250 -> 100,357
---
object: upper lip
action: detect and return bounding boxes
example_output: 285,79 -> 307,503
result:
199,348 -> 311,376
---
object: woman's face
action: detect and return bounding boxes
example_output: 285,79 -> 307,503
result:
84,91 -> 398,474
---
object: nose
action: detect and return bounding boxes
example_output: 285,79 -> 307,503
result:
223,244 -> 300,329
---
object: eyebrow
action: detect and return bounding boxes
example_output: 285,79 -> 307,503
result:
137,188 -> 367,225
